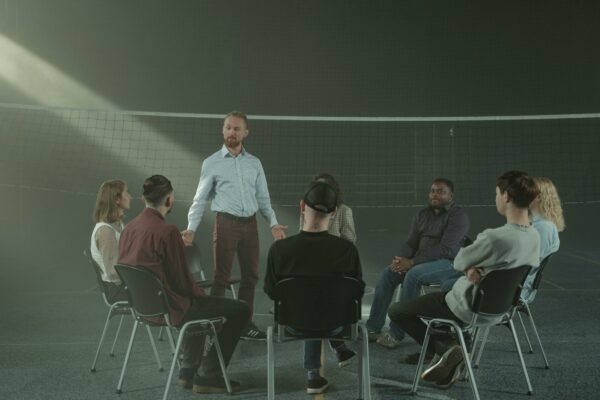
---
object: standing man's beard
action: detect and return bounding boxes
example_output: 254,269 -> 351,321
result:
225,136 -> 241,148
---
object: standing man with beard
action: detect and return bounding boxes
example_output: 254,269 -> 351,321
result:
181,111 -> 288,340
366,178 -> 470,355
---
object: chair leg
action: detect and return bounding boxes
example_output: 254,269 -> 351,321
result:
508,319 -> 534,395
146,325 -> 164,372
210,323 -> 233,394
357,335 -> 363,399
456,331 -> 480,400
517,311 -> 534,354
523,304 -> 550,368
474,327 -> 490,368
267,326 -> 275,400
394,284 -> 401,303
162,324 -> 187,400
164,327 -> 180,369
109,314 -> 125,357
411,322 -> 434,394
91,306 -> 116,372
157,326 -> 164,341
359,323 -> 372,400
117,320 -> 139,394
229,284 -> 238,300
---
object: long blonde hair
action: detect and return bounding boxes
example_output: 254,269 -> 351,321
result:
93,180 -> 126,223
532,177 -> 565,232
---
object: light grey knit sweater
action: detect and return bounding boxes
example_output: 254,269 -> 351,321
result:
445,224 -> 540,324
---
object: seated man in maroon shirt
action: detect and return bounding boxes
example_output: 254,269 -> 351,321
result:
118,175 -> 250,394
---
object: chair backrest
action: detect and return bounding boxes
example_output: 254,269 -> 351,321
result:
531,253 -> 555,291
114,264 -> 170,321
84,248 -> 113,305
185,242 -> 205,278
271,276 -> 363,332
472,265 -> 531,316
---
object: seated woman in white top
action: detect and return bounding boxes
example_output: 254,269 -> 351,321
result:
521,177 -> 565,303
90,180 -> 132,303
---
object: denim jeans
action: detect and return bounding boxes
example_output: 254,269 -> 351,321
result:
366,259 -> 458,340
285,326 -> 344,370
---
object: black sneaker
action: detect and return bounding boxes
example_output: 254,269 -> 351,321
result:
336,347 -> 356,368
192,375 -> 241,394
240,321 -> 266,340
421,345 -> 463,383
404,351 -> 434,365
306,376 -> 329,394
178,366 -> 197,389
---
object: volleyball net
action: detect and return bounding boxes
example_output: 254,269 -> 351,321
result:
1,102 -> 598,207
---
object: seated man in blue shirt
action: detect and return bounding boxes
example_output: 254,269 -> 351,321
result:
366,178 -> 470,353
264,181 -> 365,395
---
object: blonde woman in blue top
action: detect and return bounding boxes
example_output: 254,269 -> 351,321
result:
521,177 -> 565,303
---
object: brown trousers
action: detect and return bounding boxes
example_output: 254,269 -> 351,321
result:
211,213 -> 259,318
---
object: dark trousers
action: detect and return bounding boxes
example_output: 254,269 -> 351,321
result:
181,296 -> 250,376
388,291 -> 463,355
212,213 -> 259,318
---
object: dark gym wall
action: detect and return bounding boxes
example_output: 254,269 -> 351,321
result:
1,1 -> 599,288
1,1 -> 599,116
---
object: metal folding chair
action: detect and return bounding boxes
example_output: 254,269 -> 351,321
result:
266,276 -> 371,400
186,242 -> 240,299
476,253 -> 555,369
411,265 -> 533,400
114,264 -> 231,400
85,249 -> 162,373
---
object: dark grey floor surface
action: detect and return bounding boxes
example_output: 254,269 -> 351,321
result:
2,206 -> 599,400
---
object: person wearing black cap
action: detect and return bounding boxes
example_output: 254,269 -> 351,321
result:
263,181 -> 365,394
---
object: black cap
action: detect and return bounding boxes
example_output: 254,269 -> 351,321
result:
303,181 -> 338,214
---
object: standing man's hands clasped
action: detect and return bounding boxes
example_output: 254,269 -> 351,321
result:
271,224 -> 288,240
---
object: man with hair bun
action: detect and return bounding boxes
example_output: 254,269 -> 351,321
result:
118,175 -> 250,394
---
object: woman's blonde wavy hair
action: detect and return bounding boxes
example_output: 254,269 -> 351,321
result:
93,180 -> 126,223
532,177 -> 565,232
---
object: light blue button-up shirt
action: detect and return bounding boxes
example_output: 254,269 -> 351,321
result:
187,145 -> 279,231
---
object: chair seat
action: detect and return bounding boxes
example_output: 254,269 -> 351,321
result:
194,278 -> 242,288
278,324 -> 353,340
